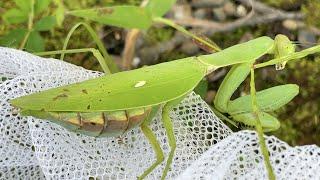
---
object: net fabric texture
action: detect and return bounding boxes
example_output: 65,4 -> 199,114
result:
0,47 -> 319,179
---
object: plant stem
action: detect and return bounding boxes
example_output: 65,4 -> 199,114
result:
35,48 -> 111,74
255,44 -> 320,69
153,17 -> 221,52
19,0 -> 35,49
250,67 -> 275,180
61,22 -> 119,74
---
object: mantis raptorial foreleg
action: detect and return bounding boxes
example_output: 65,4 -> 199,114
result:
214,63 -> 252,113
214,35 -> 299,131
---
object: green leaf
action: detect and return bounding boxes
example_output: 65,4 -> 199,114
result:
3,8 -> 28,24
0,29 -> 28,48
14,0 -> 32,12
68,6 -> 152,29
146,0 -> 176,17
35,0 -> 52,14
34,16 -> 56,31
25,31 -> 45,52
228,84 -> 299,115
194,79 -> 208,99
53,0 -> 65,26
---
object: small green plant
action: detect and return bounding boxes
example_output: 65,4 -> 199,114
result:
0,0 -> 64,52
302,1 -> 320,28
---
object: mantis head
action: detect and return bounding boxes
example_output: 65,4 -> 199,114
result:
274,34 -> 296,70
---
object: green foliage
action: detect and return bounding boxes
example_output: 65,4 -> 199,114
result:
146,0 -> 176,17
14,0 -> 32,12
146,27 -> 174,44
1,0 -> 57,52
34,16 -> 56,31
53,0 -> 65,26
3,8 -> 29,24
1,0 -> 178,52
69,6 -> 152,29
0,29 -> 27,47
34,0 -> 52,14
69,0 -> 177,29
26,31 -> 45,52
302,1 -> 320,28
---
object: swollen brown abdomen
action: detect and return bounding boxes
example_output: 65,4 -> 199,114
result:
100,107 -> 151,137
21,107 -> 151,137
100,111 -> 129,137
76,112 -> 105,137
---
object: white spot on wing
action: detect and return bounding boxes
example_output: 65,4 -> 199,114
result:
134,81 -> 146,88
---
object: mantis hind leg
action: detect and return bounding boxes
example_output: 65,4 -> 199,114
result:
160,103 -> 177,180
138,122 -> 165,180
139,99 -> 182,179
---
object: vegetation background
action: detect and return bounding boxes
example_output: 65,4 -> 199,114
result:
0,0 -> 319,146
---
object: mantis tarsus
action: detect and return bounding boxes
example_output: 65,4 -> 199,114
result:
9,34 -> 320,179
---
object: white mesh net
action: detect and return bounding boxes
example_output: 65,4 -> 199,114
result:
0,47 -> 319,180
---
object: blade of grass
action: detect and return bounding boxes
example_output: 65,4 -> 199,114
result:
35,48 -> 111,74
61,22 -> 119,74
153,17 -> 221,52
19,0 -> 35,49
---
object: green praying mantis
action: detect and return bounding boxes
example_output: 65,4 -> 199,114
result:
9,34 -> 320,179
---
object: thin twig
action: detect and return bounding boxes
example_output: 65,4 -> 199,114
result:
190,0 -> 226,8
121,0 -> 149,70
173,1 -> 303,34
122,29 -> 141,70
19,0 -> 35,49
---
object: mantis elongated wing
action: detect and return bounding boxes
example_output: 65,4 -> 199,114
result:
10,58 -> 206,112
